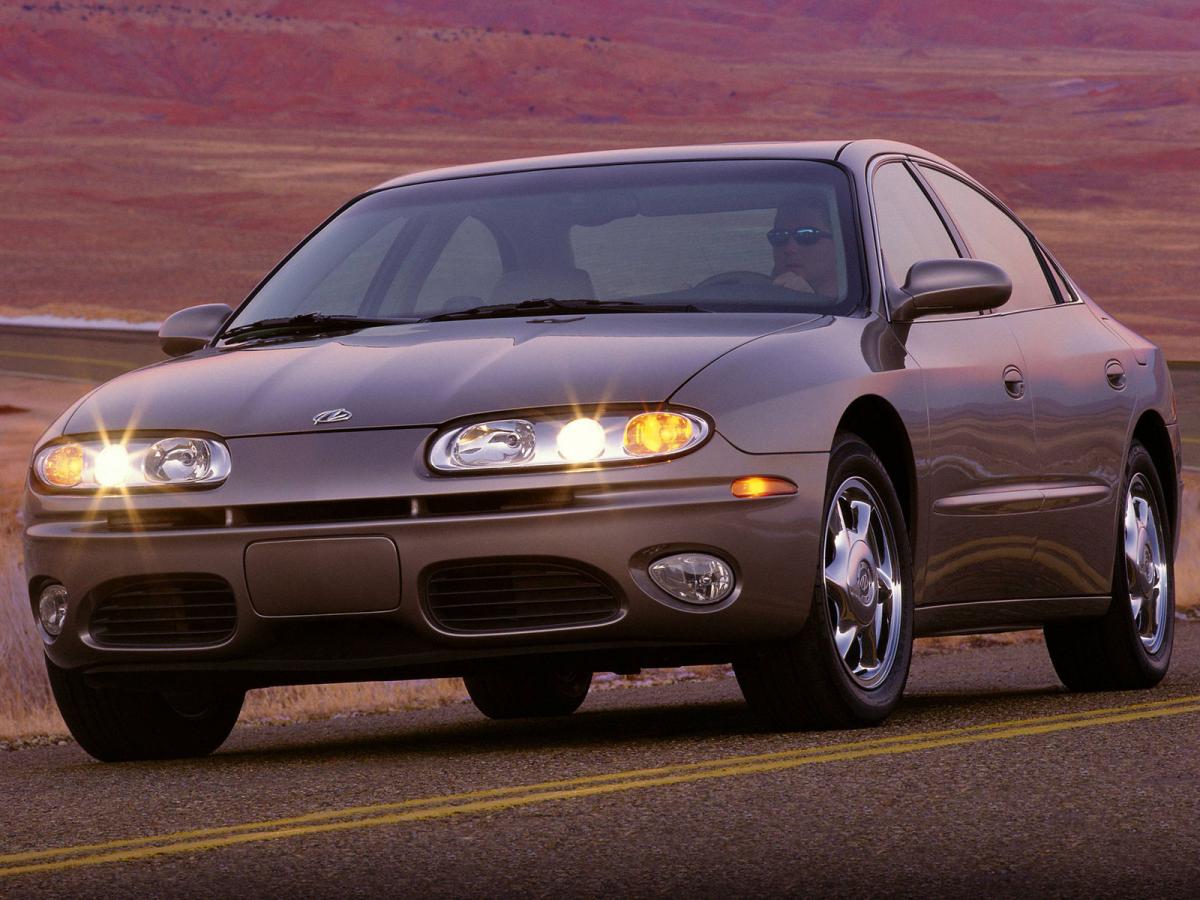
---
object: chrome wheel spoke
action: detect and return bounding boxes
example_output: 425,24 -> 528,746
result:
849,499 -> 873,542
833,622 -> 858,663
877,568 -> 895,600
1123,530 -> 1140,583
1129,592 -> 1145,629
830,497 -> 850,542
821,476 -> 904,690
859,619 -> 881,670
825,574 -> 855,625
1133,496 -> 1151,530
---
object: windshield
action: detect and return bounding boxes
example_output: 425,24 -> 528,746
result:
225,160 -> 865,332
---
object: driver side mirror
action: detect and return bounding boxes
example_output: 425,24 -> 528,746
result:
889,259 -> 1011,322
158,303 -> 233,357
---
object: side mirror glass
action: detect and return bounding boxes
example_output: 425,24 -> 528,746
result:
890,259 -> 1012,322
158,304 -> 233,357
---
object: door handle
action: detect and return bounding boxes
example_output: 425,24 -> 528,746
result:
1105,359 -> 1127,391
1002,365 -> 1025,399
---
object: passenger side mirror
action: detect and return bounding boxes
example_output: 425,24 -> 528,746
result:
158,303 -> 234,357
889,259 -> 1012,322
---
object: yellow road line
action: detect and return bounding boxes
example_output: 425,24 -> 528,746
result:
1,695 -> 1197,878
0,349 -> 131,369
2,693 -> 1194,867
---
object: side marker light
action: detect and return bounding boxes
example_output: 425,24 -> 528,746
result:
731,476 -> 798,499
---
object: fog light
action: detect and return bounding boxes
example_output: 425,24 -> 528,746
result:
38,584 -> 68,637
648,553 -> 734,605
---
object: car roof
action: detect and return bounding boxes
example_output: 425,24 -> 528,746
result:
371,140 -> 957,190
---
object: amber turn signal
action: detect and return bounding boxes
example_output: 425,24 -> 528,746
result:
731,476 -> 798,499
623,412 -> 695,456
40,444 -> 84,488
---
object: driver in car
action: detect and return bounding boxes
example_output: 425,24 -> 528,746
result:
769,197 -> 837,295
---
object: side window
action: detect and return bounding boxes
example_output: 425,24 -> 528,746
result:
920,168 -> 1057,312
413,217 -> 503,313
872,162 -> 959,287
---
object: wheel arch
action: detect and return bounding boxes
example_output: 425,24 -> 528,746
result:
1132,408 -> 1178,538
835,395 -> 917,539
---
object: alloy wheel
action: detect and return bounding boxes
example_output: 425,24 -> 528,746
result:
1123,472 -> 1169,655
822,476 -> 903,689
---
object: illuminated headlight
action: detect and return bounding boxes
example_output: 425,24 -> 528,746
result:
429,409 -> 709,473
34,437 -> 231,491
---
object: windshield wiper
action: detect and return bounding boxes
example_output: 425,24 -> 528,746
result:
421,298 -> 706,322
220,313 -> 413,345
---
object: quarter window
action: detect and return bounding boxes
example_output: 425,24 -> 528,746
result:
872,162 -> 959,287
920,168 -> 1058,312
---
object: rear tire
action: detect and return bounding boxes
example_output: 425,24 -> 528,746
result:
464,665 -> 592,720
735,435 -> 914,730
46,657 -> 243,762
1044,441 -> 1174,691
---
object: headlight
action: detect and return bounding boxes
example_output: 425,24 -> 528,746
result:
33,437 -> 231,491
428,409 -> 710,473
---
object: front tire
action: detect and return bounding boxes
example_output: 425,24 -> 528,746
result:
464,665 -> 592,720
1044,441 -> 1174,691
735,435 -> 914,729
46,657 -> 244,762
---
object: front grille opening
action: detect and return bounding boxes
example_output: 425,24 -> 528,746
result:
89,575 -> 237,647
105,508 -> 227,531
424,559 -> 621,634
232,498 -> 413,528
419,487 -> 575,517
100,489 -> 576,532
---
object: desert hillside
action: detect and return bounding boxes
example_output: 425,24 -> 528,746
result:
1,1 -> 1198,355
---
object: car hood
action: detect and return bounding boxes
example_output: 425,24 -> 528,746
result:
65,314 -> 825,437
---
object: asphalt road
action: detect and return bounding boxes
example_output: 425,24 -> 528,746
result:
1,622 -> 1198,897
2,324 -> 1197,467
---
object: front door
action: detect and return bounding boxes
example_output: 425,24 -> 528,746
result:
873,160 -> 1040,605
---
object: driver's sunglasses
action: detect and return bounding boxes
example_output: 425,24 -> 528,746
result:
767,226 -> 831,247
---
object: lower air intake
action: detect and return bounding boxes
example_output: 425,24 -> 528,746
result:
90,575 -> 237,647
424,560 -> 620,634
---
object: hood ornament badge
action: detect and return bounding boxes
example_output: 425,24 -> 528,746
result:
312,408 -> 353,425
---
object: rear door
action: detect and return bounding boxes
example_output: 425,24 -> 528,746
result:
872,160 -> 1039,606
918,165 -> 1133,597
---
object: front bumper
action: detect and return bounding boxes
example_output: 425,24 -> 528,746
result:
24,427 -> 828,685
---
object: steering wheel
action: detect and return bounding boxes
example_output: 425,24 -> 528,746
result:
694,270 -> 773,289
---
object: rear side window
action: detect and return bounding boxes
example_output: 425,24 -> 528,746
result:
872,162 -> 959,287
920,168 -> 1058,312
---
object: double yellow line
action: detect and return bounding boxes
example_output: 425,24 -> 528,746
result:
2,693 -> 1197,879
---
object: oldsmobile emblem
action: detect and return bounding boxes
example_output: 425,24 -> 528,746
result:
312,408 -> 353,425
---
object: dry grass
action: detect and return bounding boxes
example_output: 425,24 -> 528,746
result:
1,375 -> 1197,744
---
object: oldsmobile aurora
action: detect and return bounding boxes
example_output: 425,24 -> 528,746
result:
24,141 -> 1181,761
